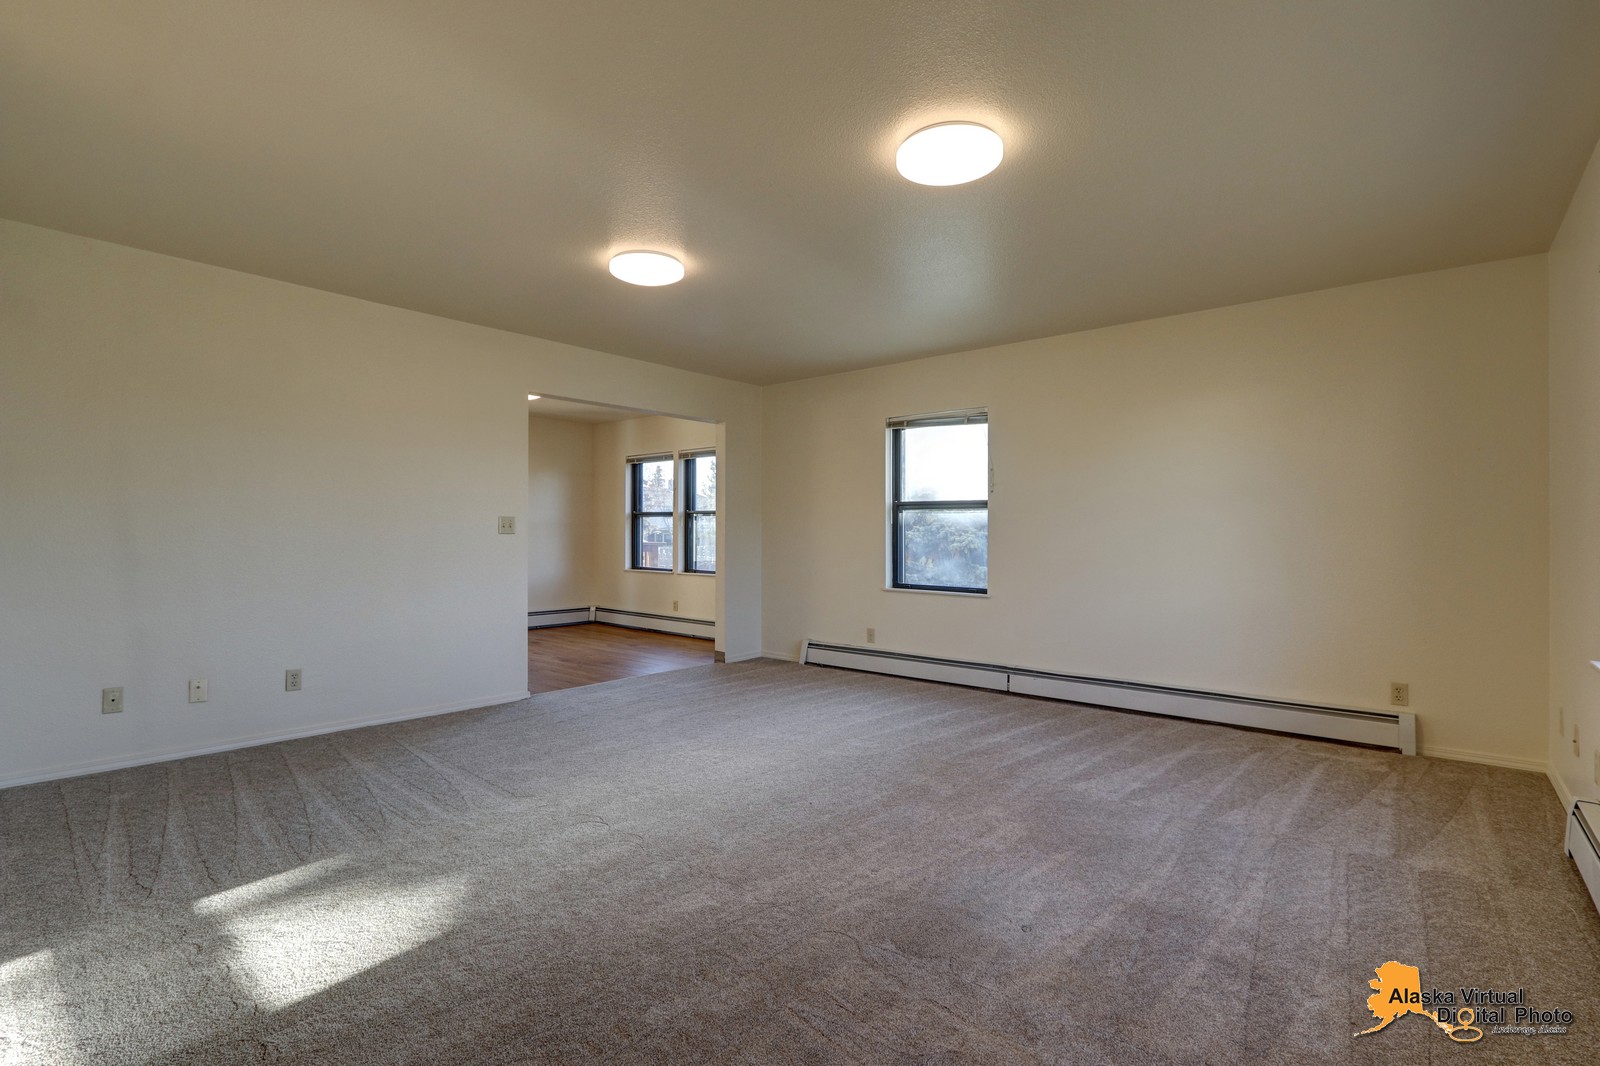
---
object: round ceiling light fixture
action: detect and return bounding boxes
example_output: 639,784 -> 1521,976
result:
895,122 -> 1004,186
528,394 -> 540,401
608,251 -> 685,286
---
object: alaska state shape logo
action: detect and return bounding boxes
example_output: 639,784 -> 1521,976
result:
1354,961 -> 1484,1043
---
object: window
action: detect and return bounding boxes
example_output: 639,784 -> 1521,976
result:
626,450 -> 717,573
628,455 -> 674,570
683,452 -> 717,574
889,412 -> 988,593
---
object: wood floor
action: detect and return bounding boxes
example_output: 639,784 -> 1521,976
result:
527,622 -> 715,693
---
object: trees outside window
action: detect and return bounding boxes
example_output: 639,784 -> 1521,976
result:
683,452 -> 716,574
627,451 -> 716,573
889,413 -> 988,593
628,456 -> 674,570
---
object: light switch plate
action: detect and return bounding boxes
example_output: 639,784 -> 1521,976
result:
498,516 -> 516,534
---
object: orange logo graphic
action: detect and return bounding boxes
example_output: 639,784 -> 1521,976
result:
1354,961 -> 1484,1043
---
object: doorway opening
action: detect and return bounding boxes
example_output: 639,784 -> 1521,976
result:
524,393 -> 722,693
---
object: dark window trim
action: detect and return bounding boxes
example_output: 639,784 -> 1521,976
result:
682,452 -> 717,575
889,415 -> 989,594
629,457 -> 674,571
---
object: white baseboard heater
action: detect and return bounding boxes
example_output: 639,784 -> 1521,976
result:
1567,801 -> 1600,916
801,641 -> 1418,755
528,607 -> 594,629
595,607 -> 714,640
528,607 -> 715,639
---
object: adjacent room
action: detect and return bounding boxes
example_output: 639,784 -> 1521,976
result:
524,397 -> 718,692
4,2 -> 1600,1063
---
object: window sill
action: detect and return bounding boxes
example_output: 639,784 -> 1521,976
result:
624,568 -> 717,577
882,586 -> 989,598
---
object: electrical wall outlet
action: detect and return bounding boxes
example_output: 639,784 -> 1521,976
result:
672,600 -> 679,612
285,669 -> 303,692
498,515 -> 516,534
101,687 -> 124,714
1389,682 -> 1409,707
188,678 -> 208,703
866,627 -> 876,644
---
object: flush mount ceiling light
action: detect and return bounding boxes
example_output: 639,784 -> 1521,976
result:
895,122 -> 1004,186
528,394 -> 540,401
608,251 -> 685,286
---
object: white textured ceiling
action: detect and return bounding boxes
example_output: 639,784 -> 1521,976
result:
4,1 -> 1599,384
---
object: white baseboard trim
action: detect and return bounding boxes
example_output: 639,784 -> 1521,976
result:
594,607 -> 714,640
761,649 -> 801,662
1549,768 -> 1577,816
1420,746 -> 1549,774
528,607 -> 594,629
0,689 -> 531,791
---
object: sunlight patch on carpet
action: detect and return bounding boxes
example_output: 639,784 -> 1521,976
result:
0,949 -> 84,1066
196,858 -> 468,1011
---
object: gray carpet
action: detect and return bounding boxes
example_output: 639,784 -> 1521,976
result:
2,660 -> 1597,1064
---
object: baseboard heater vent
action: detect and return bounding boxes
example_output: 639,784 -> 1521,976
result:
801,641 -> 1417,755
1566,801 -> 1600,916
528,607 -> 594,629
595,607 -> 714,640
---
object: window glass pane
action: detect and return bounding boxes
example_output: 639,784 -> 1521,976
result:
691,456 -> 717,512
897,509 -> 987,589
689,514 -> 716,571
900,424 -> 987,502
638,459 -> 674,512
637,515 -> 673,569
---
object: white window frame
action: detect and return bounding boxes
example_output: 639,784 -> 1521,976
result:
887,410 -> 989,595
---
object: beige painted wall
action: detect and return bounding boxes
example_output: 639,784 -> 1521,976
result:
763,257 -> 1549,765
590,416 -> 719,622
0,220 -> 761,786
527,414 -> 595,611
1550,137 -> 1600,805
0,213 -> 1561,784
